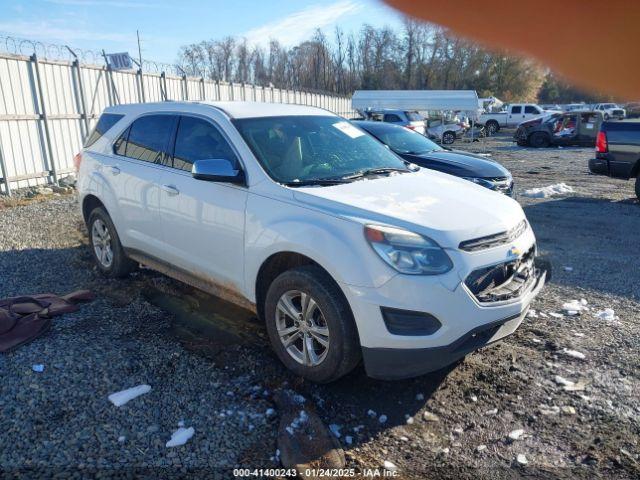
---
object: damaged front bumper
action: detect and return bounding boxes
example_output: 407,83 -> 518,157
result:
361,268 -> 546,380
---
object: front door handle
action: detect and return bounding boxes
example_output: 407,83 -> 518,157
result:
161,184 -> 180,196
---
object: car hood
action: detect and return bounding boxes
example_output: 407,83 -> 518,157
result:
292,169 -> 525,249
401,150 -> 510,178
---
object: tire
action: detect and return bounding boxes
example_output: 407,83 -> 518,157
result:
529,132 -> 551,148
604,113 -> 610,121
87,207 -> 137,278
486,120 -> 499,135
442,131 -> 456,145
635,173 -> 640,201
264,265 -> 361,383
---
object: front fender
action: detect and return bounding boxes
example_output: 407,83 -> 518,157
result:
243,195 -> 396,302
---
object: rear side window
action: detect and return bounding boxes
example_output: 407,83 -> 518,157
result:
117,115 -> 175,163
405,111 -> 423,121
383,114 -> 402,123
511,106 -> 522,114
84,113 -> 123,147
172,116 -> 238,171
524,106 -> 539,114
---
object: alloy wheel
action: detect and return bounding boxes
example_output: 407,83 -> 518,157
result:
91,218 -> 114,268
275,290 -> 330,366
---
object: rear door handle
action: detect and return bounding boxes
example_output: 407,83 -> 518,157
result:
161,184 -> 180,196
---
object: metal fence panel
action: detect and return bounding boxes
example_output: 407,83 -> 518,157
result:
0,52 -> 355,194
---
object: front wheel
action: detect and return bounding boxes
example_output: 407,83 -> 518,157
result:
604,113 -> 610,120
264,266 -> 360,383
442,131 -> 456,145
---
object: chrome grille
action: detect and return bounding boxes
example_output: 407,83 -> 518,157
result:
459,219 -> 527,252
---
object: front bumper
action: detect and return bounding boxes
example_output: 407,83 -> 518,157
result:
339,227 -> 544,379
361,268 -> 546,380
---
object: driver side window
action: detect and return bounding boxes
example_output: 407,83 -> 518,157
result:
172,116 -> 239,172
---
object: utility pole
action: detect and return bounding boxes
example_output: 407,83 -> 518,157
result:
137,30 -> 143,69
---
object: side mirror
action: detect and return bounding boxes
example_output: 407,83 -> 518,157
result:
191,159 -> 245,184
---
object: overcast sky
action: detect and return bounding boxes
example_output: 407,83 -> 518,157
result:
0,0 -> 405,63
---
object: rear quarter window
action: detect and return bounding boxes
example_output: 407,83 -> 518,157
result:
84,113 -> 124,147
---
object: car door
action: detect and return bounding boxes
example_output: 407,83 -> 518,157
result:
523,105 -> 542,122
109,113 -> 176,256
507,105 -> 522,125
157,114 -> 248,294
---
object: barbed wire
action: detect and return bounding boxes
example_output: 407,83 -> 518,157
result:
0,34 -> 181,75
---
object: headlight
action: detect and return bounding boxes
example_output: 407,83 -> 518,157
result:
364,225 -> 453,275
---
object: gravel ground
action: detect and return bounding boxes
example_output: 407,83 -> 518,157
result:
0,133 -> 638,479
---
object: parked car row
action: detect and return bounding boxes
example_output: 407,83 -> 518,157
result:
77,101 -> 542,383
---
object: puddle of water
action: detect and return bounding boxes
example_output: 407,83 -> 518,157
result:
143,285 -> 266,357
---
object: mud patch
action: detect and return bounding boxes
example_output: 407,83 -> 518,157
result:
143,284 -> 266,361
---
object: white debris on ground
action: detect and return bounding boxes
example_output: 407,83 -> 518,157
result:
516,454 -> 529,465
423,411 -> 439,422
563,266 -> 573,272
117,435 -> 126,443
367,409 -> 377,418
476,445 -> 487,452
107,384 -> 152,407
561,348 -> 586,360
32,364 -> 44,372
562,299 -> 589,315
508,429 -> 525,441
521,183 -> 574,198
265,408 -> 276,417
378,414 -> 388,424
344,435 -> 353,445
527,309 -> 538,318
554,375 -> 587,392
329,424 -> 342,438
166,426 -> 195,447
548,312 -> 564,318
416,393 -> 425,401
285,410 -> 309,435
383,460 -> 398,472
485,408 -> 498,416
595,308 -> 618,321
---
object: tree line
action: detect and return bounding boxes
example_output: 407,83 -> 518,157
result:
177,20 -> 605,104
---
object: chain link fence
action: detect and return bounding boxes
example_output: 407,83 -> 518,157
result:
0,35 -> 355,195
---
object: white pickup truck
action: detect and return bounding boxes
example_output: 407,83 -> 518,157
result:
480,103 -> 557,134
592,103 -> 626,120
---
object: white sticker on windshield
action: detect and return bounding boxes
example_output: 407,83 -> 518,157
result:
333,121 -> 364,138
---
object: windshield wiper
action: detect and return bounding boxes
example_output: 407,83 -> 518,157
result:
282,178 -> 351,187
342,167 -> 410,180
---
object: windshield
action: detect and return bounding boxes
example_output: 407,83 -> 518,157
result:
366,125 -> 443,154
233,115 -> 408,183
405,111 -> 423,121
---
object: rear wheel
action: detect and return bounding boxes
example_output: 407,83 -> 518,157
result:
87,207 -> 137,278
529,132 -> 551,148
264,265 -> 360,383
485,120 -> 499,135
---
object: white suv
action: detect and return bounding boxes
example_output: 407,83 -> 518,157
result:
77,101 -> 545,382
